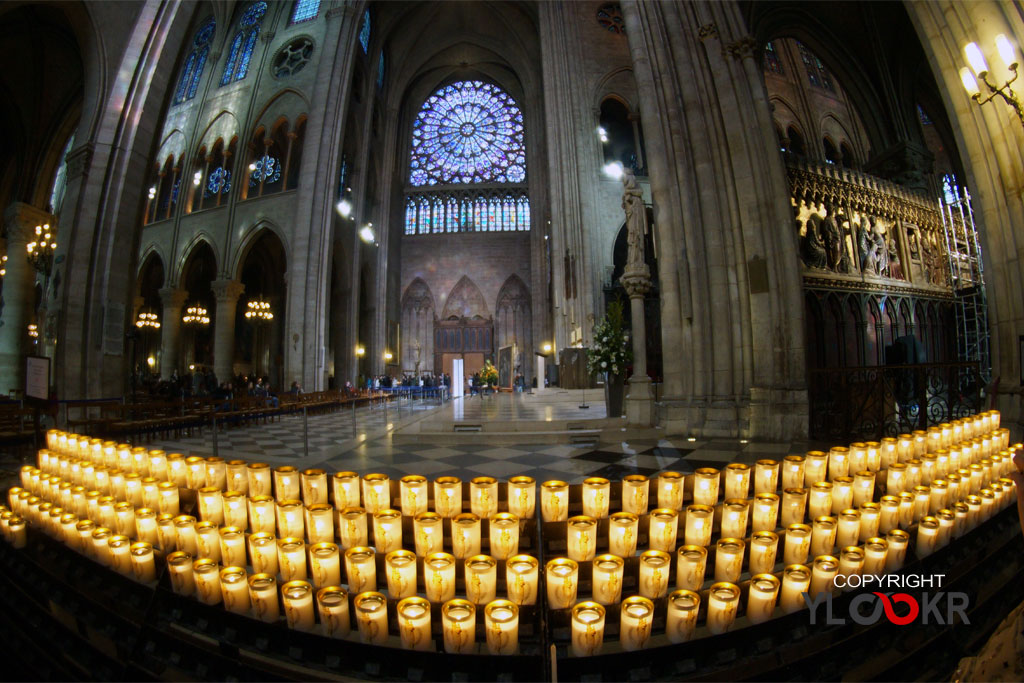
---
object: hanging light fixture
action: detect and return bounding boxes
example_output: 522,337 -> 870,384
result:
27,224 -> 57,276
182,305 -> 210,326
245,298 -> 274,323
960,35 -> 1023,128
135,310 -> 161,330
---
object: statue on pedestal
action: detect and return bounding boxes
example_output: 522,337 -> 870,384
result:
617,167 -> 654,426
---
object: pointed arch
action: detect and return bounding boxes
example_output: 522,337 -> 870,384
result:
232,221 -> 289,281
401,278 -> 437,374
441,276 -> 489,320
174,234 -> 220,286
495,274 -> 531,358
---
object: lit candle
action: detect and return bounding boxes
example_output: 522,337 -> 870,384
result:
720,499 -> 749,540
248,495 -> 277,534
508,476 -> 536,518
781,488 -> 807,527
185,456 -> 205,489
935,449 -> 950,478
880,438 -> 898,470
247,462 -> 272,497
804,451 -> 829,486
167,550 -> 195,596
301,468 -> 328,506
400,475 -> 429,517
906,459 -> 923,489
619,596 -> 654,651
359,474 -> 389,515
197,487 -> 224,525
141,477 -> 160,509
658,471 -> 684,510
753,492 -> 780,533
862,537 -> 888,576
754,460 -> 780,494
470,477 -> 498,519
220,565 -> 250,614
167,454 -> 187,488
546,557 -> 578,608
397,596 -> 433,651
608,511 -> 638,557
452,512 -> 482,559
648,508 -> 679,552
278,537 -> 308,582
836,509 -> 861,550
317,586 -> 350,637
345,546 -> 377,594
885,529 -> 909,572
666,589 -> 701,643
408,510 -> 442,557
541,480 -> 569,522
157,481 -> 180,517
442,599 -> 476,653
506,554 -> 539,605
571,602 -> 605,656
683,504 -> 714,547
156,514 -> 176,551
912,486 -> 930,522
372,509 -> 403,553
195,521 -> 221,562
97,495 -> 116,529
276,499 -> 306,540
621,474 -> 649,515
591,554 -> 624,605
747,573 -> 780,624
489,512 -> 519,560
898,492 -> 915,528
837,545 -> 864,591
639,549 -> 671,598
219,526 -> 247,568
305,503 -> 334,544
282,580 -> 316,632
567,515 -> 597,562
809,554 -> 838,597
124,473 -> 143,507
945,473 -> 963,504
354,591 -> 389,644
222,490 -> 247,530
434,476 -> 462,518
193,558 -> 222,605
274,466 -> 300,501
912,430 -> 927,458
852,471 -> 876,508
929,479 -> 949,515
225,460 -> 247,494
859,502 -> 881,542
60,513 -> 80,549
466,554 -> 498,605
249,532 -> 279,575
810,516 -> 837,558
848,443 -> 867,473
385,548 -> 418,599
692,468 -> 720,506
339,506 -> 368,549
110,469 -> 127,501
173,515 -> 198,556
309,542 -> 342,588
114,501 -> 136,537
674,544 -> 707,591
782,456 -> 805,490
748,530 -> 778,574
485,599 -> 519,655
829,447 -> 849,480
886,463 -> 907,496
916,516 -> 940,558
707,582 -> 740,635
424,552 -> 457,602
953,502 -> 969,538
582,477 -> 611,519
332,472 -> 361,509
831,477 -> 854,514
131,447 -> 150,476
808,482 -> 833,519
779,564 -> 811,613
921,454 -> 937,485
127,541 -> 156,583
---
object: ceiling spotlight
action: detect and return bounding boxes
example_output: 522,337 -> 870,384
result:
359,224 -> 375,243
336,198 -> 353,218
597,126 -> 609,143
603,162 -> 624,179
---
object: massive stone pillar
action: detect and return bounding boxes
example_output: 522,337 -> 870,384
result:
211,279 -> 244,384
158,287 -> 187,380
0,203 -> 53,394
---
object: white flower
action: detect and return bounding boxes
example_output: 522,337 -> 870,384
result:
601,361 -> 607,368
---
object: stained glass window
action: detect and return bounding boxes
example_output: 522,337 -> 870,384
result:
943,174 -> 959,205
249,155 -> 282,186
797,41 -> 835,92
409,80 -> 526,186
359,10 -> 370,54
289,0 -> 320,25
377,52 -> 385,89
49,133 -> 75,216
763,41 -> 783,75
220,2 -> 267,86
174,18 -> 215,104
205,167 -> 232,198
918,104 -> 933,126
402,192 -> 531,235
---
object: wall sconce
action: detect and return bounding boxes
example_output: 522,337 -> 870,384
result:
960,36 -> 1023,127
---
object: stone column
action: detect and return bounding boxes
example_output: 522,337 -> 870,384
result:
0,203 -> 53,393
622,265 -> 654,425
158,287 -> 188,380
211,280 -> 244,384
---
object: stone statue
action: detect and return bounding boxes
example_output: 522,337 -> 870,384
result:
621,168 -> 648,269
821,207 -> 843,272
800,211 -> 827,270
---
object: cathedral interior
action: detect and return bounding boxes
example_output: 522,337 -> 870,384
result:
0,0 -> 1023,680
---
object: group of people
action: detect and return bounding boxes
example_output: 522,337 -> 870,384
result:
131,365 -> 296,409
362,373 -> 451,390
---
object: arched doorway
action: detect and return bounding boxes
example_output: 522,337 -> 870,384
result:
235,229 -> 286,390
179,242 -> 216,372
134,253 -> 165,376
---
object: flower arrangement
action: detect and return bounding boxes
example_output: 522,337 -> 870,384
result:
587,300 -> 631,377
479,360 -> 499,387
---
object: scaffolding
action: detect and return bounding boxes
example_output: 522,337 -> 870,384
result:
939,185 -> 991,385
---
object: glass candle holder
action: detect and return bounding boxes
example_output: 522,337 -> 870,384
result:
361,473 -> 390,514
582,477 -> 611,519
837,546 -> 865,590
173,515 -> 198,556
141,477 -> 160,510
193,558 -> 222,605
912,486 -> 931,522
747,573 -> 780,624
413,511 -> 444,557
274,466 -> 300,502
541,480 -> 569,522
862,537 -> 888,576
707,582 -> 740,635
309,542 -> 342,588
114,501 -> 136,537
282,580 -> 316,632
719,464 -> 750,502
781,488 -> 808,527
808,482 -> 833,519
912,430 -> 927,458
755,460 -> 780,494
225,460 -> 248,494
648,508 -> 679,553
916,516 -> 940,558
640,549 -> 672,598
622,474 -> 649,515
442,599 -> 476,653
953,502 -> 969,538
339,507 -> 368,549
667,589 -> 702,644
809,554 -> 838,596
485,599 -> 519,655
278,537 -> 308,582
906,459 -> 923,490
317,586 -> 350,638
929,480 -> 949,515
185,456 -> 205,489
204,457 -> 226,490
124,473 -> 143,507
675,544 -> 707,591
506,554 -> 539,605
591,553 -> 624,605
828,447 -> 850,480
684,504 -> 714,547
345,546 -> 377,594
453,513 -> 482,560
305,503 -> 334,544
885,529 -> 909,571
782,456 -> 805,490
831,477 -> 854,514
836,509 -> 861,550
248,495 -> 277,534
372,509 -> 403,554
331,472 -> 361,509
197,487 -> 224,525
424,552 -> 457,603
658,471 -> 685,510
921,455 -> 938,485
489,512 -> 520,560
470,477 -> 498,519
466,554 -> 498,605
780,563 -> 811,613
400,475 -> 429,517
935,449 -> 950,478
720,499 -> 749,540
219,526 -> 247,568
848,443 -> 867,473
301,468 -> 329,506
385,549 -> 418,599
220,565 -> 250,615
753,493 -> 780,533
748,530 -> 779,574
508,476 -> 536,518
898,492 -> 915,528
276,499 -> 306,540
692,468 -> 720,506
167,454 -> 187,488
130,541 -> 156,583
98,495 -> 117,529
853,471 -> 876,508
398,596 -> 433,651
167,550 -> 195,596
61,513 -> 80,549
619,596 -> 654,651
804,451 -> 829,486
608,511 -> 639,557
157,481 -> 180,517
859,502 -> 881,541
249,532 -> 279,575
879,438 -> 898,470
567,515 -> 597,562
156,514 -> 176,552
355,591 -> 389,645
810,516 -> 837,558
434,476 -> 462,518
571,602 -> 605,657
886,463 -> 908,496
546,557 -> 579,608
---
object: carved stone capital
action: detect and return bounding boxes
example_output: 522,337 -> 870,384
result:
65,142 -> 94,181
620,265 -> 652,298
159,287 -> 189,310
3,203 -> 56,243
724,36 -> 759,61
260,30 -> 276,44
211,279 -> 245,303
698,23 -> 719,41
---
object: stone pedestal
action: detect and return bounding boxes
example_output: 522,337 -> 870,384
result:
211,280 -> 244,384
158,288 -> 188,379
621,264 -> 654,426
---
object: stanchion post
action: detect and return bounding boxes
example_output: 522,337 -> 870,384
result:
212,413 -> 218,456
303,405 -> 309,458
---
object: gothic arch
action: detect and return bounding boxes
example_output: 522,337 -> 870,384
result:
251,87 -> 311,134
495,274 -> 531,353
174,233 -> 219,286
441,275 -> 489,321
400,278 -> 436,374
231,221 -> 289,280
196,109 -> 240,150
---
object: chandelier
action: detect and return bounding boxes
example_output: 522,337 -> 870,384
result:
26,224 -> 57,276
182,305 -> 210,326
135,310 -> 161,330
245,298 -> 274,323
